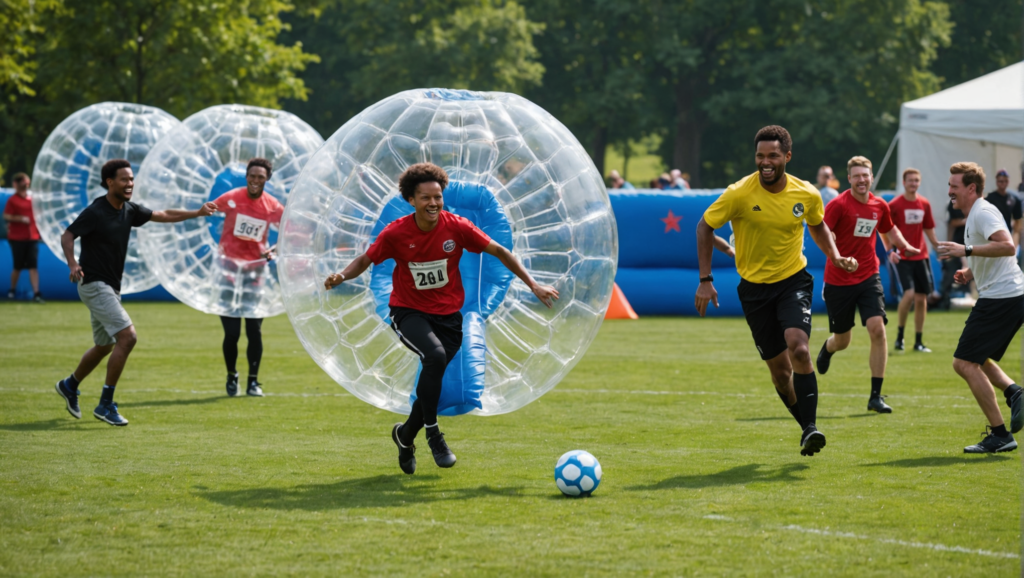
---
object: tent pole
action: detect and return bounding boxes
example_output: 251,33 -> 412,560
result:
871,130 -> 900,191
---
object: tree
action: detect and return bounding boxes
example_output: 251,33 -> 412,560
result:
931,0 -> 1022,88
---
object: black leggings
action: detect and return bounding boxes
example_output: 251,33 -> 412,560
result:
220,316 -> 263,378
392,308 -> 462,444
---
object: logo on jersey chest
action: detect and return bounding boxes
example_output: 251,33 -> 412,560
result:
792,203 -> 805,218
442,239 -> 456,252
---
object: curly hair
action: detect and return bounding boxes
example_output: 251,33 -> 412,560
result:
247,157 -> 273,179
399,163 -> 449,201
754,125 -> 792,154
950,162 -> 986,195
100,159 -> 132,190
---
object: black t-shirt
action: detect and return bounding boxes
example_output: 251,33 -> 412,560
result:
946,200 -> 965,244
67,196 -> 152,292
985,191 -> 1022,230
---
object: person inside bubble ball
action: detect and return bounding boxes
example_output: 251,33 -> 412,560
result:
324,162 -> 560,474
55,159 -> 216,426
209,157 -> 283,398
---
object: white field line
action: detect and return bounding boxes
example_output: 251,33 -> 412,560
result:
702,515 -> 1019,560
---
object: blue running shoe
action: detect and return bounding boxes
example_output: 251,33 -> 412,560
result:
94,401 -> 129,426
55,380 -> 81,419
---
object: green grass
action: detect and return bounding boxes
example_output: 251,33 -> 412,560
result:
0,302 -> 1020,576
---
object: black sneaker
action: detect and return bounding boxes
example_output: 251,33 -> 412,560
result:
55,379 -> 81,419
226,373 -> 239,397
894,338 -> 904,351
391,423 -> 416,475
867,395 -> 892,414
1008,389 -> 1023,434
93,401 -> 129,426
913,343 -> 931,353
427,430 -> 457,468
815,340 -> 833,375
246,381 -> 264,397
32,294 -> 45,304
800,424 -> 826,456
964,428 -> 1017,454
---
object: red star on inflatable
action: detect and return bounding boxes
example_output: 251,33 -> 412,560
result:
661,209 -> 683,233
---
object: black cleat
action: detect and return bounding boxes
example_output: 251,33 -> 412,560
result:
867,396 -> 892,414
964,428 -> 1017,454
392,423 -> 416,474
912,343 -> 931,353
427,430 -> 457,468
93,401 -> 129,426
226,373 -> 239,397
816,340 -> 833,375
246,381 -> 264,397
800,424 -> 827,456
55,379 -> 81,419
894,338 -> 905,351
1008,389 -> 1023,434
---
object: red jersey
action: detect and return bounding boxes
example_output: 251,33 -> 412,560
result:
4,193 -> 40,241
888,194 -> 934,261
824,190 -> 893,286
212,188 -> 284,261
367,210 -> 492,316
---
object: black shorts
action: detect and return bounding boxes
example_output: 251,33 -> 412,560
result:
954,295 -> 1024,364
737,269 -> 814,361
823,274 -> 887,335
896,259 -> 934,294
9,240 -> 38,270
390,306 -> 463,359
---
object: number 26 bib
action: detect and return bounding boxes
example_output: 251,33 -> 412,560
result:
409,259 -> 449,290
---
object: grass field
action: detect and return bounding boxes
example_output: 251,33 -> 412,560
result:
1,302 -> 1021,576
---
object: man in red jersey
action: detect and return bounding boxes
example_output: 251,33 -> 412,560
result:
210,158 -> 283,398
324,163 -> 559,474
885,168 -> 940,352
815,157 -> 918,413
3,173 -> 44,302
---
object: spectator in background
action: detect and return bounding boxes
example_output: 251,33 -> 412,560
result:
649,178 -> 661,189
985,169 -> 1021,249
607,170 -> 635,190
670,169 -> 690,189
816,165 -> 839,204
3,173 -> 43,302
657,173 -> 672,189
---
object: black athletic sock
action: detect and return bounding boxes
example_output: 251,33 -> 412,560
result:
792,372 -> 818,428
775,387 -> 803,428
1003,384 -> 1021,399
425,424 -> 440,439
245,318 -> 263,378
870,377 -> 883,398
820,339 -> 834,359
897,326 -> 905,341
992,424 -> 1009,437
66,373 -> 80,389
247,375 -> 258,386
915,332 -> 923,345
100,385 -> 115,404
400,400 -> 425,446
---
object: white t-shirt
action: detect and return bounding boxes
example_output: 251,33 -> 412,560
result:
965,198 -> 1024,299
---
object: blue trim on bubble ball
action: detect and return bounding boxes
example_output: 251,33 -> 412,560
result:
204,164 -> 278,247
369,180 -> 513,416
423,89 -> 485,101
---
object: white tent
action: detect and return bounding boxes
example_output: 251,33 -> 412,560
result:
897,61 -> 1024,241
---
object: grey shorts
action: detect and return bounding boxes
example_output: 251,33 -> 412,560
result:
78,282 -> 133,346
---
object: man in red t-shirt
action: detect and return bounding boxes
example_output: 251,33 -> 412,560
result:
210,158 -> 283,398
815,157 -> 918,413
324,163 -> 559,475
885,168 -> 941,352
3,172 -> 43,302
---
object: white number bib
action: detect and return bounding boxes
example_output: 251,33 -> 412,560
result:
233,213 -> 268,242
853,218 -> 878,238
903,209 -> 925,225
409,259 -> 449,290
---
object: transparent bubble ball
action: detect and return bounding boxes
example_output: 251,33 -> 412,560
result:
31,102 -> 181,294
135,104 -> 324,317
278,89 -> 618,415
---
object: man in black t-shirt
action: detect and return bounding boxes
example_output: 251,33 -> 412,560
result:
53,159 -> 215,426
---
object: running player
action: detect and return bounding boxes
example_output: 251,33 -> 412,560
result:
695,125 -> 858,457
937,162 -> 1023,453
814,156 -> 919,414
54,159 -> 216,425
210,158 -> 282,397
885,168 -> 940,352
324,163 -> 559,473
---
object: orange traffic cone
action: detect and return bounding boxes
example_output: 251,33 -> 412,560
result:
605,282 -> 639,319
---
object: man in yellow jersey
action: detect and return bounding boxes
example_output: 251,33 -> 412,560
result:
694,125 -> 858,457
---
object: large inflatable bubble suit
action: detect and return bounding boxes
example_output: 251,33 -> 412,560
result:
278,89 -> 618,416
31,102 -> 181,294
134,105 -> 324,317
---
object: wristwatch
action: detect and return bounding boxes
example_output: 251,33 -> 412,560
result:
699,274 -> 714,283
965,245 -> 973,257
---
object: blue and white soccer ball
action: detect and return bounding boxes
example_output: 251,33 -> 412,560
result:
555,450 -> 602,497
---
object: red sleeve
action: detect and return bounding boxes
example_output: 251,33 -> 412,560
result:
3,197 -> 15,215
823,196 -> 841,230
923,199 -> 936,229
877,201 -> 894,234
366,226 -> 393,265
212,193 -> 230,211
456,215 -> 491,253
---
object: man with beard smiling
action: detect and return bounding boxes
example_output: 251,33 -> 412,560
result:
695,125 -> 858,456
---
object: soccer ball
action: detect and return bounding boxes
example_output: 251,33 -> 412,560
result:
554,450 -> 602,497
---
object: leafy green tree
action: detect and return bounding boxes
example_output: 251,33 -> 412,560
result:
0,0 -> 62,99
931,0 -> 1022,88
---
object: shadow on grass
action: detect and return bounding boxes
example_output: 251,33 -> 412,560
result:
197,474 -> 528,511
863,455 -> 1012,468
627,463 -> 809,491
0,417 -> 98,431
126,396 -> 224,408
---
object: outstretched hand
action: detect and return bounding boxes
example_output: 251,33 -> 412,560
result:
198,202 -> 217,217
532,284 -> 559,308
324,273 -> 344,290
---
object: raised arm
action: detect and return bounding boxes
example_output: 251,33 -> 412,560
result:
324,253 -> 374,290
884,227 -> 920,257
483,241 -> 559,308
938,229 -> 1016,259
712,234 -> 735,258
808,221 -> 858,272
150,202 -> 216,223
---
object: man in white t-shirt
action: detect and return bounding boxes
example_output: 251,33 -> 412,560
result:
937,162 -> 1024,453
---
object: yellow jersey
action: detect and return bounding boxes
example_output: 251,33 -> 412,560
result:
703,172 -> 824,284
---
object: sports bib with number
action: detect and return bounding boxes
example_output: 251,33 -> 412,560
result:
409,259 -> 449,290
233,213 -> 269,242
853,218 -> 878,238
903,209 -> 925,225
